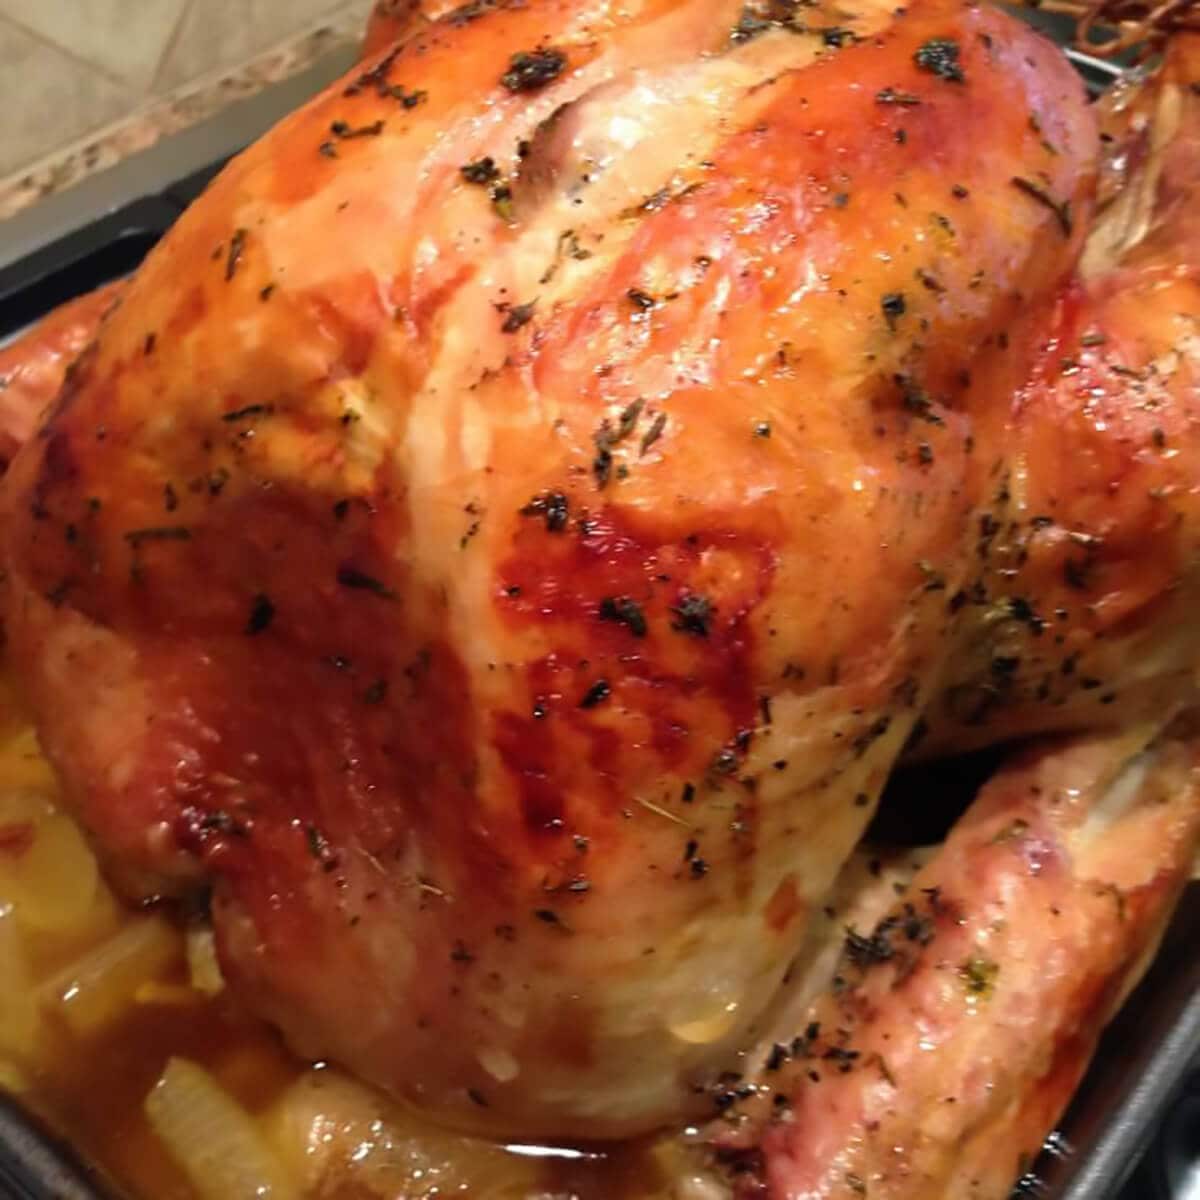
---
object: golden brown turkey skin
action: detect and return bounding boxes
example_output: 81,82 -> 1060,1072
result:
1,0 -> 1095,1135
0,285 -> 121,475
922,35 -> 1200,751
716,719 -> 1200,1199
0,4 -> 395,447
709,41 -> 1200,1197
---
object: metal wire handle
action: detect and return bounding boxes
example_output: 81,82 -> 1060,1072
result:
1018,0 -> 1199,59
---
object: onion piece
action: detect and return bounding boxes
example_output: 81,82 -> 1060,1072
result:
40,914 -> 180,1035
0,1061 -> 29,1095
186,925 -> 225,996
0,728 -> 59,793
145,1057 -> 292,1200
0,908 -> 39,1059
266,1067 -> 545,1198
0,791 -> 101,935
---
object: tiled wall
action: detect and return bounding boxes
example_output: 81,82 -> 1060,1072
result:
0,0 -> 373,180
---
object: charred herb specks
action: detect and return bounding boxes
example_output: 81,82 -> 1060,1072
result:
881,291 -> 906,330
520,491 -> 569,532
671,593 -> 713,637
501,48 -> 567,92
501,301 -> 535,333
461,156 -> 500,184
1011,176 -> 1072,236
876,87 -> 922,106
914,38 -> 965,83
599,596 -> 647,637
225,228 -> 247,282
336,565 -> 398,600
579,679 -> 612,709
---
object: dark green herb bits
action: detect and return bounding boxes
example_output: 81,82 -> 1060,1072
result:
500,48 -> 567,92
124,526 -> 192,547
914,38 -> 965,83
671,593 -> 713,637
598,596 -> 647,637
225,228 -> 247,282
461,157 -> 500,185
895,374 -> 945,426
880,291 -> 907,330
579,679 -> 612,709
501,301 -> 535,333
1011,176 -> 1072,236
820,27 -> 855,47
519,491 -> 569,532
331,119 -> 385,140
336,566 -> 399,600
876,87 -> 922,106
959,955 -> 999,998
640,412 -> 667,455
222,403 -> 274,423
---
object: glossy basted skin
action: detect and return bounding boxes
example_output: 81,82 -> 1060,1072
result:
709,40 -> 1200,1197
717,718 -> 1200,1199
0,285 -> 121,475
0,0 -> 1114,1139
0,8 -> 396,464
921,36 -> 1200,754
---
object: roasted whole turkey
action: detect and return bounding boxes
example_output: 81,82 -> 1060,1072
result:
0,0 -> 1198,1195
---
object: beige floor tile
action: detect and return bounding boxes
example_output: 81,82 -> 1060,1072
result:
155,0 -> 369,93
0,16 -> 133,178
0,0 -> 189,91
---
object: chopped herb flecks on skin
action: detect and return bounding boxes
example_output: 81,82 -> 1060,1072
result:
914,38 -> 965,83
617,398 -> 645,439
592,400 -> 648,488
520,491 -> 569,532
881,291 -> 907,330
960,955 -> 999,998
501,301 -> 535,332
225,228 -> 247,282
501,49 -> 567,92
877,87 -> 922,106
598,596 -> 647,637
222,403 -> 274,423
343,46 -> 426,107
336,566 -> 399,600
579,679 -> 612,709
671,593 -> 713,637
821,27 -> 855,47
305,823 -> 331,861
895,374 -> 945,426
490,183 -> 515,222
461,157 -> 500,184
640,412 -> 667,455
331,119 -> 385,141
1011,176 -> 1072,236
124,526 -> 192,547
